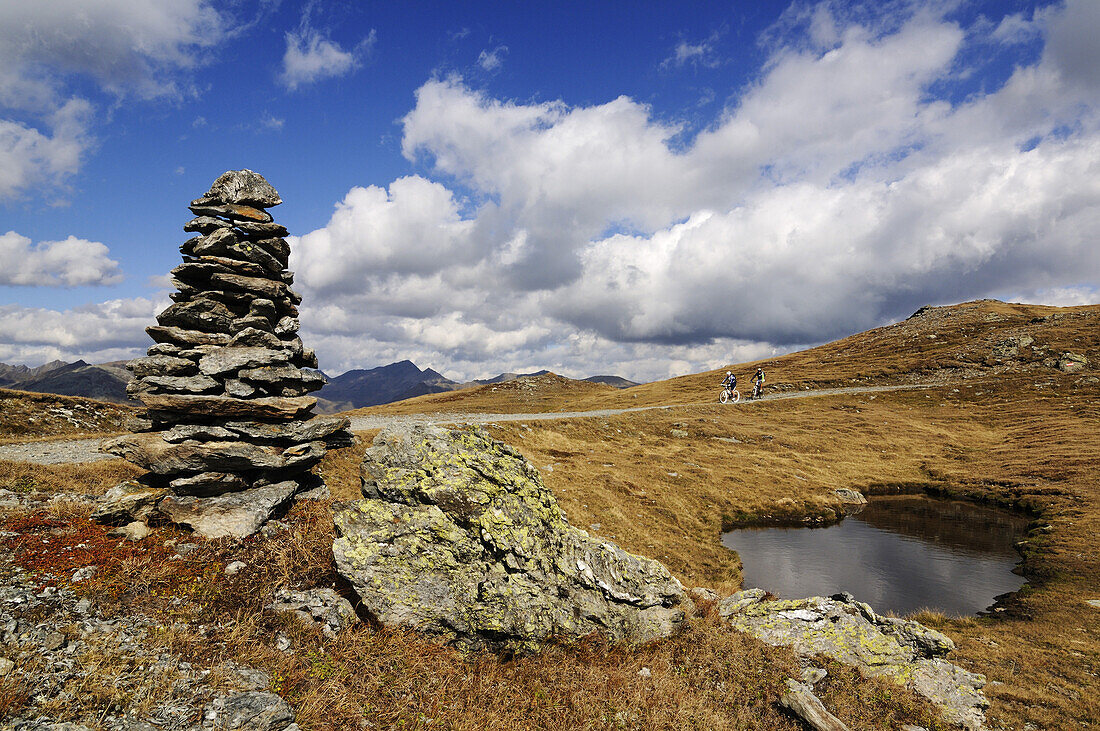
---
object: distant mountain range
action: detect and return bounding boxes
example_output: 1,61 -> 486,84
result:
315,360 -> 639,412
0,358 -> 639,411
0,360 -> 131,404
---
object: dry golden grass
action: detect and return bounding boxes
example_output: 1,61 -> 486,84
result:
0,458 -> 142,497
1,500 -> 946,731
345,372 -> 617,417
315,431 -> 375,501
2,299 -> 1098,729
325,300 -> 1100,729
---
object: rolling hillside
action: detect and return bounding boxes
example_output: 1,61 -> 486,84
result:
1,299 -> 1097,729
322,299 -> 1099,729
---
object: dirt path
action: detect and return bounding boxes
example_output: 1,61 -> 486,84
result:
0,384 -> 929,465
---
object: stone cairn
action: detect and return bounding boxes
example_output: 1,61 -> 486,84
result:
95,170 -> 351,539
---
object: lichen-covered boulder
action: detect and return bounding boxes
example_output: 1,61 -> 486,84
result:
721,590 -> 988,730
332,424 -> 689,653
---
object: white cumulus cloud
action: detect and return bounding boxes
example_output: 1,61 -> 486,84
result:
0,231 -> 123,287
280,27 -> 375,90
286,1 -> 1099,383
0,0 -> 234,200
0,100 -> 91,200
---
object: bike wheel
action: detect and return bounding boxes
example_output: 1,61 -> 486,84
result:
720,390 -> 729,404
731,389 -> 740,403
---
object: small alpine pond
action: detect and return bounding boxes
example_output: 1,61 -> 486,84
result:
721,494 -> 1029,617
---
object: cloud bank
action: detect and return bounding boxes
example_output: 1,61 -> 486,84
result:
286,1 -> 1099,381
0,297 -> 164,366
0,0 -> 232,200
4,1 -> 1097,384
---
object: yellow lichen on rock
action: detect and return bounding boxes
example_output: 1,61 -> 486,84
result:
720,590 -> 987,730
333,423 -> 689,653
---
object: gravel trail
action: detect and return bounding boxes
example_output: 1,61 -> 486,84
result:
0,384 -> 929,466
0,437 -> 121,466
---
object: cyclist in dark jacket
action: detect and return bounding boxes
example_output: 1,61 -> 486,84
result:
752,367 -> 765,397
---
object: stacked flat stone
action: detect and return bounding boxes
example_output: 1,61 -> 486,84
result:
98,170 -> 351,538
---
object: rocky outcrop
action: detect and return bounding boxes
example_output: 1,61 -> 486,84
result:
721,590 -> 988,730
96,170 -> 351,538
332,424 -> 689,653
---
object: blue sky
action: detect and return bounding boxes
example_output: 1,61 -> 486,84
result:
1,0 -> 1097,382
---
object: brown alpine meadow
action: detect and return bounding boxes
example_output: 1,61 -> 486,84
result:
0,299 -> 1097,729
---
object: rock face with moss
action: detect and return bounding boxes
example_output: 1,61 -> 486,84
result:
332,424 -> 689,652
95,170 -> 351,539
720,589 -> 988,730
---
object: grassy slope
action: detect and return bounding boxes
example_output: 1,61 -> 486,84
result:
0,388 -> 133,444
330,300 -> 1100,728
1,299 -> 1097,729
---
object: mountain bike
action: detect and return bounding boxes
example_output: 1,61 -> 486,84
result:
720,384 -> 740,404
751,381 -> 764,400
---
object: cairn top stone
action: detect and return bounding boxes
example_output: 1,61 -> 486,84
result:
192,169 -> 282,208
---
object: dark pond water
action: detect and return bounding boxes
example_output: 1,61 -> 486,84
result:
721,495 -> 1030,616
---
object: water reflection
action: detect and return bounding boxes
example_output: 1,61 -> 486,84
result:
721,495 -> 1029,617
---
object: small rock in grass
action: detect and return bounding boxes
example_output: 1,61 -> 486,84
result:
637,667 -> 651,677
834,488 -> 867,505
108,520 -> 151,541
71,565 -> 97,583
268,588 -> 357,637
0,657 -> 14,676
726,594 -> 984,730
800,666 -> 828,685
206,690 -> 295,731
275,636 -> 291,652
690,587 -> 719,603
780,680 -> 851,731
226,561 -> 247,575
233,666 -> 272,691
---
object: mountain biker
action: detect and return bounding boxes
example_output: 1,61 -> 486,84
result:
722,370 -> 737,391
752,367 -> 765,397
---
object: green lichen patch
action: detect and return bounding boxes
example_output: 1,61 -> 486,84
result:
334,424 -> 691,653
